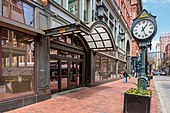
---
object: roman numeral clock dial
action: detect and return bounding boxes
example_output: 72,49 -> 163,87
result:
132,19 -> 155,40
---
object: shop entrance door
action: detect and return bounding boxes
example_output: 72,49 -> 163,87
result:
50,58 -> 84,93
68,61 -> 83,88
60,59 -> 83,91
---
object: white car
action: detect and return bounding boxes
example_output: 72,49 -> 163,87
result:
160,71 -> 167,76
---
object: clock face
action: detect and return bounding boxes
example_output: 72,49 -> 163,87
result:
132,19 -> 155,40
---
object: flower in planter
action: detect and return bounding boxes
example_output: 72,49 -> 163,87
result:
126,88 -> 152,97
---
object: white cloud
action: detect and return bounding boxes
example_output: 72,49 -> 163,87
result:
151,40 -> 159,52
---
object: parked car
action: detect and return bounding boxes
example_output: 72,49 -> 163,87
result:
160,71 -> 167,76
152,71 -> 160,76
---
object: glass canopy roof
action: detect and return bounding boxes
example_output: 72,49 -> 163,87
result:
44,21 -> 116,52
81,26 -> 114,51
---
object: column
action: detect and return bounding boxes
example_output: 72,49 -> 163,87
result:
87,0 -> 93,22
112,60 -> 115,78
24,44 -> 27,67
85,50 -> 95,86
116,19 -> 120,46
126,56 -> 131,75
90,50 -> 95,84
99,55 -> 102,81
35,35 -> 50,93
17,56 -> 19,67
9,30 -> 13,67
80,0 -> 84,21
3,58 -> 6,67
116,59 -> 119,78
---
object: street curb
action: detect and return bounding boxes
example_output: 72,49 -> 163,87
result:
153,77 -> 167,113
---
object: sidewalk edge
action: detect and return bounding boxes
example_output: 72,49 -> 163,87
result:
153,77 -> 167,113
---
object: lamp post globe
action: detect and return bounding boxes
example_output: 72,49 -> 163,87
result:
97,4 -> 104,20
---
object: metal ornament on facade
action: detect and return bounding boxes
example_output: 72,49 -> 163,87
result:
41,0 -> 48,7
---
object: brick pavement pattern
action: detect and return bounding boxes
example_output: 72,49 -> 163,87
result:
6,78 -> 160,113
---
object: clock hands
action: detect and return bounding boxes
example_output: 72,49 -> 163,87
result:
141,21 -> 149,37
142,27 -> 147,36
143,21 -> 149,30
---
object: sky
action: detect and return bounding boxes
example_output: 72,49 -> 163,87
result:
142,0 -> 170,52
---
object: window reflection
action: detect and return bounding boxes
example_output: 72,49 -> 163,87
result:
58,36 -> 65,42
0,28 -> 34,100
2,0 -> 34,27
23,2 -> 34,27
66,36 -> 72,44
95,54 -> 116,82
68,0 -> 79,17
51,35 -> 83,49
54,0 -> 62,5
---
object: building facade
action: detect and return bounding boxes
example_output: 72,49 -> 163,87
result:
165,44 -> 170,75
156,43 -> 161,70
129,0 -> 142,75
0,0 -> 141,112
160,33 -> 170,53
159,33 -> 170,69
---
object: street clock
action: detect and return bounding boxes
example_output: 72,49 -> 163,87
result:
131,9 -> 157,90
131,9 -> 157,42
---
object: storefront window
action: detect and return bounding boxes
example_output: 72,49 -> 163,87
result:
52,35 -> 83,48
0,28 -> 35,100
95,54 -> 115,82
118,61 -> 124,76
68,0 -> 79,17
2,0 -> 34,27
23,2 -> 34,27
101,56 -> 108,80
95,55 -> 100,81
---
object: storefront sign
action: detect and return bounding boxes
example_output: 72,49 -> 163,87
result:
2,0 -> 34,27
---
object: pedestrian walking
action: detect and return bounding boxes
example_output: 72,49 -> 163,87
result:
123,70 -> 128,83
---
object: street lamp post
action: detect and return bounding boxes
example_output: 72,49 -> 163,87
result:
138,43 -> 148,89
92,3 -> 105,21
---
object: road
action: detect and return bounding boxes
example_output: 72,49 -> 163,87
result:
154,76 -> 170,113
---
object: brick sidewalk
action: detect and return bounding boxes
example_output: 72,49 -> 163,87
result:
6,78 -> 160,113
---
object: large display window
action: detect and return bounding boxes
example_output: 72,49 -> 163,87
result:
95,54 -> 116,82
0,28 -> 35,101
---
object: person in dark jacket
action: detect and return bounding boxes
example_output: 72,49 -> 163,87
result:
123,70 -> 128,83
